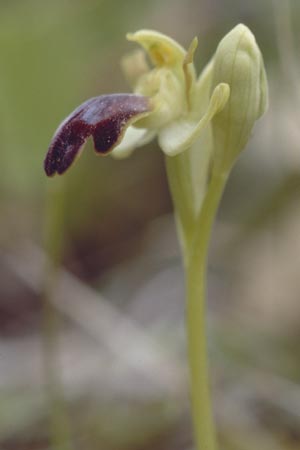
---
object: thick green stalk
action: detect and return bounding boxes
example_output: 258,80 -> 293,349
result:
185,170 -> 228,450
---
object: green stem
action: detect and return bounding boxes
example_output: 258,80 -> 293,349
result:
185,170 -> 228,450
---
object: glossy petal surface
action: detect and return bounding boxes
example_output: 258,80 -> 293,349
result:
44,94 -> 151,176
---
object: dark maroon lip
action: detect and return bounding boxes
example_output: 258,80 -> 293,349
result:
44,93 -> 151,176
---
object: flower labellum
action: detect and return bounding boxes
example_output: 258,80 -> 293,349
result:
44,94 -> 152,176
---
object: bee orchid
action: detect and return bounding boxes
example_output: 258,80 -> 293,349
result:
43,25 -> 268,450
44,29 -> 230,176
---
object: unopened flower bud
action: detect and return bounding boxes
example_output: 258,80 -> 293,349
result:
211,24 -> 268,173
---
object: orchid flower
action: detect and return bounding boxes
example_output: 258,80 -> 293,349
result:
44,29 -> 230,176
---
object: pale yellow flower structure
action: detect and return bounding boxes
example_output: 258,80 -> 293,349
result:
112,29 -> 230,159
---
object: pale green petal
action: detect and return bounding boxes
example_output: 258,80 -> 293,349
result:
158,83 -> 230,156
126,29 -> 186,67
126,30 -> 199,132
111,126 -> 156,159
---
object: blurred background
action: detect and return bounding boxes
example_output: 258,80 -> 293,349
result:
0,0 -> 300,449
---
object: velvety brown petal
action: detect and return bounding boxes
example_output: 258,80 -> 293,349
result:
44,94 -> 151,176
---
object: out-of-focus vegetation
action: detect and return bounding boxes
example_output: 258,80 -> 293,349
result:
1,1 -> 300,449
